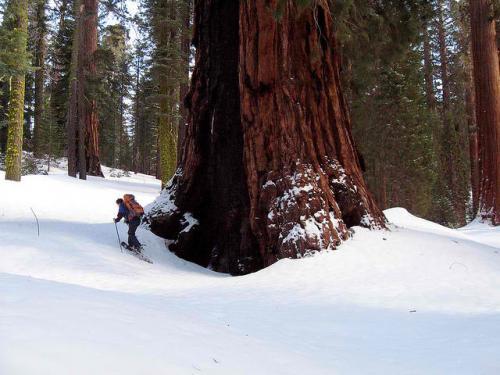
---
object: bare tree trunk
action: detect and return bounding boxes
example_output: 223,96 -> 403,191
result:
470,0 -> 500,224
0,81 -> 9,153
5,0 -> 29,182
464,43 -> 480,216
148,0 -> 385,275
133,54 -> 141,173
33,0 -> 47,158
67,0 -> 82,177
437,1 -> 451,118
177,0 -> 192,161
423,21 -> 436,110
67,0 -> 102,178
80,0 -> 102,177
156,0 -> 180,185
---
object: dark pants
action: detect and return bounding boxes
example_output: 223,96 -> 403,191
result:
128,217 -> 142,249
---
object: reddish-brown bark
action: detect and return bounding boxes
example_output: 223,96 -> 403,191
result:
67,0 -> 82,178
239,0 -> 385,260
33,0 -> 47,158
81,0 -> 102,176
149,0 -> 385,274
470,0 -> 500,224
67,0 -> 103,178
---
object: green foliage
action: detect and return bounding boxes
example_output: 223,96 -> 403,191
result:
0,0 -> 31,79
338,0 -> 474,226
330,0 -> 430,97
46,0 -> 76,159
141,0 -> 191,183
130,36 -> 158,176
352,48 -> 439,219
95,24 -> 134,170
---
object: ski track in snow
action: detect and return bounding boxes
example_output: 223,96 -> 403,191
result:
1,168 -> 500,374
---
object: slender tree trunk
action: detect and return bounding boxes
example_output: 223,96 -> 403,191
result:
148,0 -> 385,275
470,0 -> 500,224
5,78 -> 27,181
67,0 -> 83,177
47,0 -> 68,164
33,0 -> 47,158
5,0 -> 29,182
157,0 -> 179,185
23,73 -> 33,144
0,81 -> 9,153
119,75 -> 125,168
133,54 -> 141,172
80,0 -> 102,177
423,22 -> 436,110
177,0 -> 192,161
463,42 -> 480,216
155,127 -> 161,180
466,86 -> 480,215
437,0 -> 451,119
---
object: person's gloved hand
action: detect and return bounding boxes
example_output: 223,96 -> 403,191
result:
114,218 -> 120,223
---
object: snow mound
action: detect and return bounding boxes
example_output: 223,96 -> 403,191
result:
1,171 -> 500,374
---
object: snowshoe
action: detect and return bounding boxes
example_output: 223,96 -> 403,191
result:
121,242 -> 152,264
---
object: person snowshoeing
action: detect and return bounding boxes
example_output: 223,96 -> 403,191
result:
115,195 -> 144,251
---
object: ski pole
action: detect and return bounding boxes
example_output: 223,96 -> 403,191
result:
114,220 -> 123,253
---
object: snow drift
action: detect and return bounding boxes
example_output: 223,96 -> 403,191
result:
1,167 -> 499,374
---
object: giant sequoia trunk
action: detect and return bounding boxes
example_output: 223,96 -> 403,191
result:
148,0 -> 385,274
470,0 -> 500,224
67,0 -> 103,178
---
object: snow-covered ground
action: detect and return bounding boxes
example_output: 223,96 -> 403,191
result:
1,167 -> 499,374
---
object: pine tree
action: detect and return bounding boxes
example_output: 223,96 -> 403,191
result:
131,34 -> 157,175
352,48 -> 438,218
144,0 -> 189,185
48,0 -> 75,160
97,24 -> 133,170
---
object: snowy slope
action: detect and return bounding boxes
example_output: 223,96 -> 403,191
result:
1,168 -> 500,374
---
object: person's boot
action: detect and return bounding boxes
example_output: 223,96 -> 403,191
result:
128,243 -> 140,253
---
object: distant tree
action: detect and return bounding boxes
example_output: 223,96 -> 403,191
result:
97,23 -> 133,169
32,0 -> 47,158
131,34 -> 157,175
67,0 -> 103,178
469,0 -> 500,224
144,0 -> 190,185
48,0 -> 76,160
